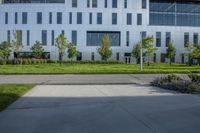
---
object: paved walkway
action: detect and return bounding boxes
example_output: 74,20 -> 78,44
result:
0,85 -> 200,133
0,74 -> 189,85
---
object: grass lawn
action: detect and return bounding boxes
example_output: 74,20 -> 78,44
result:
0,63 -> 200,74
0,84 -> 34,111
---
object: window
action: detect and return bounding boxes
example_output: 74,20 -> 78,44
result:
15,12 -> 18,24
92,0 -> 97,8
124,0 -> 127,8
91,52 -> 95,61
116,52 -> 120,61
97,13 -> 102,24
153,53 -> 156,62
42,30 -> 47,46
87,31 -> 120,46
156,32 -> 161,47
72,0 -> 77,7
89,13 -> 92,24
77,12 -> 82,24
51,30 -> 54,46
57,12 -> 62,24
161,53 -> 166,63
5,12 -> 8,24
16,30 -> 23,45
104,0 -> 107,8
184,32 -> 189,47
193,33 -> 198,46
37,12 -> 42,24
22,12 -> 27,24
112,13 -> 117,25
142,0 -> 147,9
69,12 -> 72,24
87,0 -> 90,7
112,0 -> 117,8
27,30 -> 30,46
62,30 -> 65,35
126,31 -> 129,46
49,12 -> 52,24
72,30 -> 77,45
137,14 -> 142,25
141,31 -> 147,39
7,30 -> 10,43
166,32 -> 171,47
127,13 -> 132,25
77,52 -> 82,61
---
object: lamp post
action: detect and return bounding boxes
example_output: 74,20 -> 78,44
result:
140,32 -> 143,73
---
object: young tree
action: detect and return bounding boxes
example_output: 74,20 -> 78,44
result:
12,30 -> 23,59
55,34 -> 69,62
165,41 -> 176,65
67,43 -> 78,61
0,41 -> 11,60
132,42 -> 141,64
31,41 -> 44,59
185,43 -> 195,66
98,34 -> 112,61
192,45 -> 200,65
143,36 -> 157,66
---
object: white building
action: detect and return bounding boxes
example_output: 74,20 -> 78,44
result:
0,0 -> 200,63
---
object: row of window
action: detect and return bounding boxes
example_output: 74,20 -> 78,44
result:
3,0 -> 65,3
6,30 -> 199,47
4,12 -> 143,25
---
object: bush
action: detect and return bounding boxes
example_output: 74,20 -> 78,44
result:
189,74 -> 200,83
0,59 -> 7,65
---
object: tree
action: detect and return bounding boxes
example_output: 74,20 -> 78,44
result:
55,34 -> 69,62
192,45 -> 200,65
143,36 -> 157,66
185,43 -> 195,66
132,42 -> 141,64
165,41 -> 176,65
98,34 -> 112,61
31,41 -> 44,59
12,30 -> 23,59
0,41 -> 11,60
67,43 -> 78,61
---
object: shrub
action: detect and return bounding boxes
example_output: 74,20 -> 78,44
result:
189,74 -> 200,83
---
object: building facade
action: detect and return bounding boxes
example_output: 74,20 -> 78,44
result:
0,0 -> 200,63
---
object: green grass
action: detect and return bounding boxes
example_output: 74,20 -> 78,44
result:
0,63 -> 200,74
0,84 -> 34,111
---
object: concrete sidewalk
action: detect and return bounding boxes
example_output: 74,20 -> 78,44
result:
0,85 -> 200,133
0,74 -> 189,85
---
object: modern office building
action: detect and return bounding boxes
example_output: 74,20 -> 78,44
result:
0,0 -> 200,63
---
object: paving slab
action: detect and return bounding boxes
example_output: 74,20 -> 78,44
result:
0,85 -> 200,133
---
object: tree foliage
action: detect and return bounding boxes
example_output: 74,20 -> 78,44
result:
0,41 -> 11,60
98,34 -> 112,61
166,41 -> 176,65
31,41 -> 44,59
55,34 -> 69,61
67,43 -> 78,61
12,30 -> 23,57
185,43 -> 196,66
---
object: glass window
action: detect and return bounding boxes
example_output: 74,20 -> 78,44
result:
87,0 -> 90,7
27,30 -> 30,46
161,53 -> 166,63
69,12 -> 72,24
42,30 -> 47,46
51,30 -> 54,46
77,12 -> 82,24
156,32 -> 161,47
91,52 -> 95,61
89,13 -> 92,24
112,0 -> 117,8
126,31 -> 129,46
72,0 -> 77,7
87,31 -> 120,46
127,13 -> 132,25
184,32 -> 189,47
104,0 -> 107,8
7,30 -> 10,43
57,12 -> 62,24
141,31 -> 147,39
137,14 -> 142,25
37,12 -> 42,24
62,30 -> 65,35
15,12 -> 18,24
49,12 -> 52,24
97,13 -> 102,24
116,52 -> 120,61
124,0 -> 127,8
166,32 -> 171,47
72,30 -> 77,45
22,12 -> 28,24
112,13 -> 117,25
92,0 -> 97,8
142,0 -> 147,9
193,33 -> 198,45
5,12 -> 8,24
